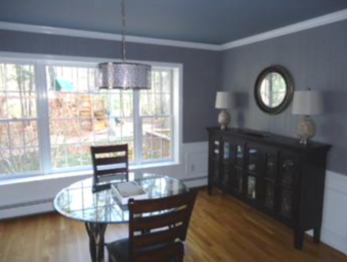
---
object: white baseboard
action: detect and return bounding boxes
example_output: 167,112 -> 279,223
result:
319,171 -> 347,255
183,177 -> 208,188
0,201 -> 53,221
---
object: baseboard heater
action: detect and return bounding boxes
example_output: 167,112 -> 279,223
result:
180,176 -> 207,182
0,198 -> 54,221
0,177 -> 207,221
180,176 -> 208,189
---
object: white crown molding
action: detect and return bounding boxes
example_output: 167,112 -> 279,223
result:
0,21 -> 221,51
1,8 -> 347,52
221,8 -> 347,50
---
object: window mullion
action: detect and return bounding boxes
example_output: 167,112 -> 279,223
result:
35,62 -> 52,174
170,69 -> 176,161
169,69 -> 174,159
133,91 -> 142,164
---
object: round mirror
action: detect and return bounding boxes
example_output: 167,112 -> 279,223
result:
254,65 -> 294,114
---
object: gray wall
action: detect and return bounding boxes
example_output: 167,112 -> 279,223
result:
3,19 -> 346,173
0,29 -> 221,143
222,19 -> 347,175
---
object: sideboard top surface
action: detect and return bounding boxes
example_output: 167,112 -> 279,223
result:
206,127 -> 331,152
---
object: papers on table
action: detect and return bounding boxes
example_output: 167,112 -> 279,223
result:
111,181 -> 148,205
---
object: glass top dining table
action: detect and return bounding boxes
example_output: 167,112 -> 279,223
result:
53,172 -> 189,262
54,172 -> 189,224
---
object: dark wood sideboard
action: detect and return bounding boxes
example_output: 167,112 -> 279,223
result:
207,127 -> 331,250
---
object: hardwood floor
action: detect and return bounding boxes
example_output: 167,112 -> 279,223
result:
1,189 -> 347,262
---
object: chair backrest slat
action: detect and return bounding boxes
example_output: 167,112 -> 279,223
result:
132,225 -> 184,249
94,155 -> 128,166
92,144 -> 128,154
128,190 -> 197,262
96,167 -> 128,176
130,193 -> 195,213
90,144 -> 129,185
133,208 -> 189,231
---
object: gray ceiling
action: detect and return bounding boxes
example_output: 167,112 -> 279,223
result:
1,0 -> 347,44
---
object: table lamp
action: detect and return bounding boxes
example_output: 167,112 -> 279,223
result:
215,91 -> 231,130
292,89 -> 323,145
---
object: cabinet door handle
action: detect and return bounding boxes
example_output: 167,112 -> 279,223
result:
283,160 -> 294,169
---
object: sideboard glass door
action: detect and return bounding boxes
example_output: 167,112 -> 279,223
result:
221,141 -> 235,189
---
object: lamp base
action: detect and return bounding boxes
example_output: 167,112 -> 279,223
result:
218,109 -> 230,130
297,116 -> 316,145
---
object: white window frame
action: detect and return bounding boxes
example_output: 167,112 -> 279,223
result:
0,51 -> 183,180
0,59 -> 40,175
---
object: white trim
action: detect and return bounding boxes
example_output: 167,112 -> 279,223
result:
0,51 -> 182,69
1,8 -> 347,51
221,8 -> 347,50
174,65 -> 183,165
183,177 -> 208,188
35,62 -> 51,174
133,88 -> 142,164
325,170 -> 347,194
0,21 -> 220,51
317,170 -> 347,256
0,201 -> 53,220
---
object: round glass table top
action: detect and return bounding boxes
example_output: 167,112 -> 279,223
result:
53,172 -> 189,224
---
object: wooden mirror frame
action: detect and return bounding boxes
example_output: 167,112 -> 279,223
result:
254,65 -> 294,115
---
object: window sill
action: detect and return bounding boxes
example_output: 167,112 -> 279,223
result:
0,161 -> 180,186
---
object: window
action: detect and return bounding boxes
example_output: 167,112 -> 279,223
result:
46,65 -> 136,171
0,63 -> 40,175
0,57 -> 179,177
140,70 -> 173,161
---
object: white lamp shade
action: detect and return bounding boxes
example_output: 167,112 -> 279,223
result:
292,90 -> 324,115
215,91 -> 231,109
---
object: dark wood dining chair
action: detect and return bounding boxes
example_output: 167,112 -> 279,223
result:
106,190 -> 198,262
91,144 -> 129,189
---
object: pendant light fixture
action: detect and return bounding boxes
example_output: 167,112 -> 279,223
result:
98,0 -> 151,90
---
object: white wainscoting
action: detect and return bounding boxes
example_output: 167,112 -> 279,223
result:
0,142 -> 208,220
319,170 -> 347,255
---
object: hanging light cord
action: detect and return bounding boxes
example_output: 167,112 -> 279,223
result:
121,0 -> 127,62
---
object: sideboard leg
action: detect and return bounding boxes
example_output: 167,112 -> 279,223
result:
294,230 -> 304,250
313,227 -> 321,243
208,184 -> 212,195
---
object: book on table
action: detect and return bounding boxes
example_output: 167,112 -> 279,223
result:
111,181 -> 148,205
